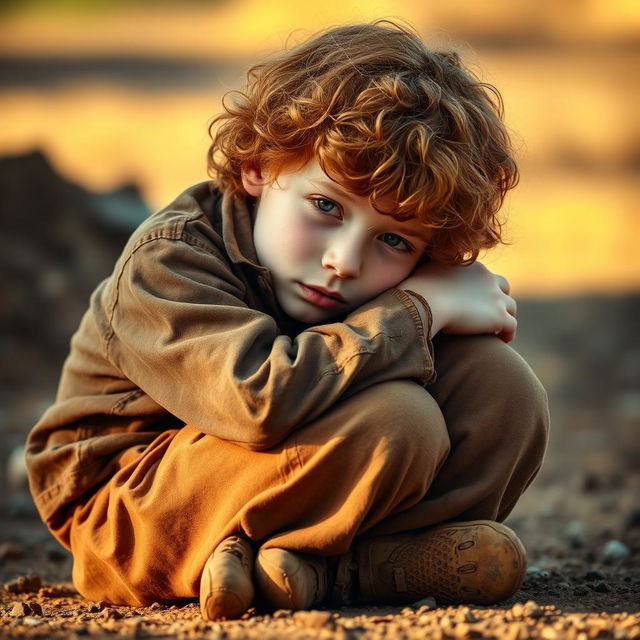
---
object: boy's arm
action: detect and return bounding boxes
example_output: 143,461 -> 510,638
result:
400,261 -> 518,343
105,236 -> 434,451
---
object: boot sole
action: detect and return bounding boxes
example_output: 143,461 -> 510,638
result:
357,520 -> 527,605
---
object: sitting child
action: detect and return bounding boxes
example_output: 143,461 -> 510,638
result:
26,20 -> 549,620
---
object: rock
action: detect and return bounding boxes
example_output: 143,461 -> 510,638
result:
581,471 -> 601,492
23,617 -> 46,626
0,541 -> 26,560
10,601 -> 31,616
564,520 -> 587,549
46,545 -> 69,562
593,581 -> 611,593
602,540 -> 631,562
585,570 -> 605,581
4,574 -> 42,594
412,596 -> 437,609
523,601 -> 543,619
6,445 -> 28,489
293,609 -> 333,628
526,566 -> 543,578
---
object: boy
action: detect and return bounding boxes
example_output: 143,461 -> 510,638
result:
25,21 -> 549,620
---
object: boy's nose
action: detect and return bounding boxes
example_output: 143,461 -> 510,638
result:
322,239 -> 363,279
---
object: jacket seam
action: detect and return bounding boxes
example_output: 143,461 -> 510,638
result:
390,288 -> 435,384
104,221 -> 217,357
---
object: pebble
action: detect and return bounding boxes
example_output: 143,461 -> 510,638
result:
4,574 -> 42,594
46,546 -> 69,562
292,609 -> 333,628
564,520 -> 587,549
10,601 -> 32,616
0,541 -> 26,560
624,508 -> 640,529
585,570 -> 605,581
602,540 -> 631,562
592,581 -> 611,593
412,596 -> 437,609
6,445 -> 28,489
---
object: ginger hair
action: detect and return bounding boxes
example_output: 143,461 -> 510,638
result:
207,20 -> 518,264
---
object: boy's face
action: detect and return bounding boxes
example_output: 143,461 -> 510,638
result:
245,159 -> 429,325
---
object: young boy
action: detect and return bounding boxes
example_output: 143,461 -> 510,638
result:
26,21 -> 549,620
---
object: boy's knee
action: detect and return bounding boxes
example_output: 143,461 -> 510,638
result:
340,380 -> 451,466
434,335 -> 549,453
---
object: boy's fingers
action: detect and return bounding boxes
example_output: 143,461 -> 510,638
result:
495,274 -> 510,293
496,312 -> 517,343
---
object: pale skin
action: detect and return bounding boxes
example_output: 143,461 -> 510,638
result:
242,159 -> 517,342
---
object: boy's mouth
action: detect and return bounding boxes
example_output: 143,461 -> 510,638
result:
297,282 -> 346,308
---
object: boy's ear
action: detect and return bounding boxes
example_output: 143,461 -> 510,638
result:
241,162 -> 266,198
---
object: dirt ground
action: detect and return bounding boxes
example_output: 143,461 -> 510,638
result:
2,295 -> 639,638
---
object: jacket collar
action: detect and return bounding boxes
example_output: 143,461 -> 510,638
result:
220,188 -> 268,272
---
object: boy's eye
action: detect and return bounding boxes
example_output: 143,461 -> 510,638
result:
314,198 -> 338,214
380,233 -> 411,252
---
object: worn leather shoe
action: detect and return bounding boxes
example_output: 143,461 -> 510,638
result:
356,520 -> 526,605
255,547 -> 328,610
200,535 -> 255,620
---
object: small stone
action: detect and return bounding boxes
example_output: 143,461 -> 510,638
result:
293,610 -> 333,628
593,581 -> 610,593
455,607 -> 477,623
87,600 -> 107,613
585,570 -> 605,581
22,616 -> 45,627
564,520 -> 587,549
602,540 -> 631,562
27,601 -> 43,616
0,541 -> 26,560
4,574 -> 42,594
581,472 -> 601,492
6,445 -> 28,489
10,601 -> 31,616
523,601 -> 543,619
100,606 -> 122,619
46,546 -> 68,562
412,596 -> 437,609
526,566 -> 543,578
624,508 -> 640,529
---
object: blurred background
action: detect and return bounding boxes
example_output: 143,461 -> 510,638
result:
1,0 -> 639,570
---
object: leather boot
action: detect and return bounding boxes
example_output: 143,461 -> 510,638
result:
200,535 -> 255,620
356,520 -> 526,605
255,547 -> 327,610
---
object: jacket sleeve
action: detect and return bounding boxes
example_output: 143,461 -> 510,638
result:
106,235 -> 435,450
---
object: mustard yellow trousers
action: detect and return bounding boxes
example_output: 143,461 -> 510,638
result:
64,335 -> 549,605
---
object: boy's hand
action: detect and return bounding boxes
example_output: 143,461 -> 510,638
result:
399,261 -> 517,343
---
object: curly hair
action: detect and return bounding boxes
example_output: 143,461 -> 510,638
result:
207,20 -> 518,264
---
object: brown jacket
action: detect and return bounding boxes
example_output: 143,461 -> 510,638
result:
25,183 -> 435,531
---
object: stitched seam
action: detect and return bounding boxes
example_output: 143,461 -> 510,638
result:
110,389 -> 145,415
104,223 -> 218,357
391,288 -> 435,384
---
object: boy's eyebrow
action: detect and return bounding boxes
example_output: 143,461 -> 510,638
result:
308,178 -> 357,203
310,178 -> 428,240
